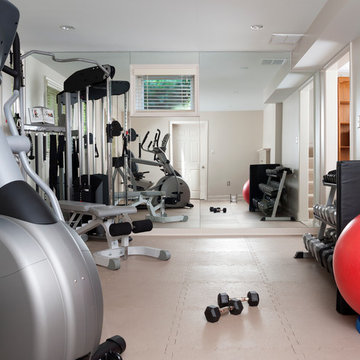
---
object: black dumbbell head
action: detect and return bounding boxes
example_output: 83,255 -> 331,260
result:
223,208 -> 227,213
217,292 -> 230,308
229,298 -> 243,315
107,353 -> 122,360
204,305 -> 221,323
247,291 -> 260,306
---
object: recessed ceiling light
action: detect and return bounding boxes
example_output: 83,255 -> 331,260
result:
250,24 -> 263,31
59,25 -> 75,31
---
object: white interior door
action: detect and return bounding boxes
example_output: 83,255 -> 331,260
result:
170,121 -> 208,200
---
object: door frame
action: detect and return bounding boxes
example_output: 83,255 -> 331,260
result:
169,120 -> 208,200
298,79 -> 314,221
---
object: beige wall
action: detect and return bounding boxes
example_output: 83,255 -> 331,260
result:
263,103 -> 282,163
282,91 -> 300,219
128,111 -> 263,198
201,111 -> 263,198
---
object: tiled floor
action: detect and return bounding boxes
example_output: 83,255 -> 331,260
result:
86,201 -> 360,360
131,200 -> 315,232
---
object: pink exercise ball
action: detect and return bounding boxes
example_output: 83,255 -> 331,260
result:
333,214 -> 360,314
242,179 -> 250,204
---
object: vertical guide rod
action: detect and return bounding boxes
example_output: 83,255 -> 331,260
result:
101,98 -> 105,174
18,90 -> 27,178
65,92 -> 73,200
86,86 -> 91,185
77,91 -> 83,186
58,99 -> 64,200
92,99 -> 96,174
106,78 -> 113,205
123,92 -> 129,206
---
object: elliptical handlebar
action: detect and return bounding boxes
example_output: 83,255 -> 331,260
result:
154,129 -> 161,148
141,131 -> 150,147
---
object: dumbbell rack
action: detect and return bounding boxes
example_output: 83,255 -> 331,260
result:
257,167 -> 293,221
296,160 -> 360,315
313,182 -> 337,240
296,181 -> 337,273
249,163 -> 279,212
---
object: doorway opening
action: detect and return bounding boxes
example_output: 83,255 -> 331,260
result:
170,121 -> 208,200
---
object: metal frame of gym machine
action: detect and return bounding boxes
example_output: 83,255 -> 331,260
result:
17,52 -> 171,270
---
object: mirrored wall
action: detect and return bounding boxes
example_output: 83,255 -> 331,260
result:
24,50 -> 291,229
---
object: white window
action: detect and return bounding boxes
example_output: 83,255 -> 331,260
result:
130,64 -> 199,116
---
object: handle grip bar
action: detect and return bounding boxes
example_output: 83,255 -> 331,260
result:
141,131 -> 150,147
154,129 -> 161,147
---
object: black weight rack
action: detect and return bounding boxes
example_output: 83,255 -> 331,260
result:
252,165 -> 293,221
296,160 -> 360,315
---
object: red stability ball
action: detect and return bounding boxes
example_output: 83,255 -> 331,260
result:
333,214 -> 360,314
242,179 -> 250,204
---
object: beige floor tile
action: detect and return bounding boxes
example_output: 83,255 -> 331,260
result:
86,233 -> 360,359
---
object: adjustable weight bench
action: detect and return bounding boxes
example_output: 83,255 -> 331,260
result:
59,200 -> 171,270
115,190 -> 188,223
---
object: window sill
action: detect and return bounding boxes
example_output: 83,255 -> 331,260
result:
130,110 -> 199,117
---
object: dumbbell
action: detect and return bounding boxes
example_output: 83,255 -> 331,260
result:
204,298 -> 243,323
313,241 -> 334,263
308,238 -> 322,257
217,291 -> 259,308
303,233 -> 316,251
330,210 -> 336,225
321,248 -> 334,269
313,204 -> 320,217
324,228 -> 336,241
209,206 -> 227,213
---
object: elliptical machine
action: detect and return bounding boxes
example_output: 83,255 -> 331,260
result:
128,129 -> 193,208
0,1 -> 126,359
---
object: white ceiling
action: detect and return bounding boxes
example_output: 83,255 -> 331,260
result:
10,0 -> 360,108
11,0 -> 327,52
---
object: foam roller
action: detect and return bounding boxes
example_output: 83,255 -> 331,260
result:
132,219 -> 153,233
109,222 -> 132,237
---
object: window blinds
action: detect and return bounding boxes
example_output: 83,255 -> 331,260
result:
135,75 -> 194,111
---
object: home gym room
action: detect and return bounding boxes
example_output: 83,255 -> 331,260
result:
1,0 -> 360,359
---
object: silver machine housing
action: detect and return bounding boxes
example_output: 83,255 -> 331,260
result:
0,1 -> 104,358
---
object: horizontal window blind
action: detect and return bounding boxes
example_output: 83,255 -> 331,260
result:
136,75 -> 194,111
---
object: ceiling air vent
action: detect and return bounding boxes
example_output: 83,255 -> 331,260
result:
261,59 -> 287,66
270,33 -> 303,44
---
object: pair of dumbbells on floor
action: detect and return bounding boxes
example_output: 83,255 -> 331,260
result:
204,291 -> 260,323
209,206 -> 227,213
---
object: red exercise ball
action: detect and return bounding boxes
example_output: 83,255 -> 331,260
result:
242,179 -> 250,204
333,214 -> 360,314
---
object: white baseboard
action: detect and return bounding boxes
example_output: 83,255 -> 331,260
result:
207,194 -> 244,202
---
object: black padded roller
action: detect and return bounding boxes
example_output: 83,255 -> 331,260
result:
63,64 -> 115,93
91,335 -> 126,360
132,219 -> 153,233
109,222 -> 132,237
